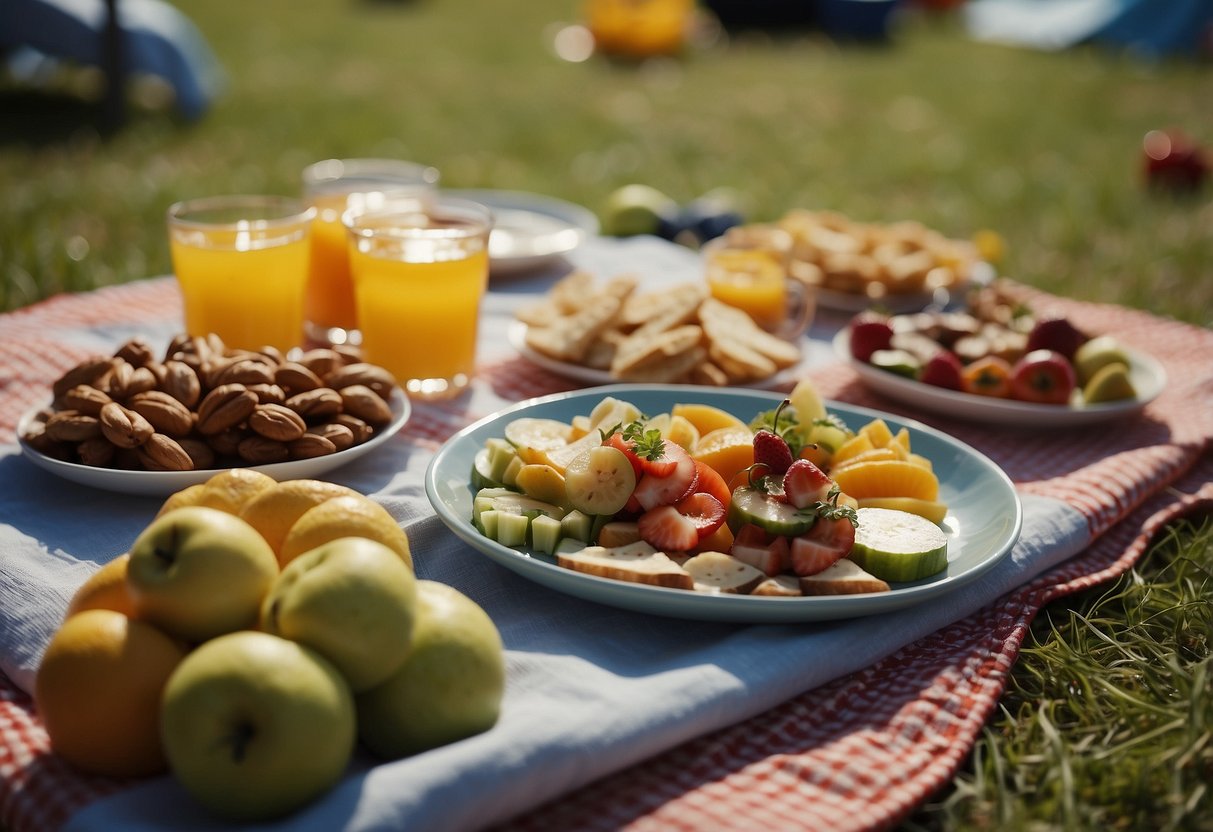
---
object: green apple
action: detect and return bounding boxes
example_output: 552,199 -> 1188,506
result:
356,580 -> 505,759
1073,335 -> 1131,385
127,507 -> 279,643
260,537 -> 417,692
600,184 -> 677,237
160,630 -> 355,821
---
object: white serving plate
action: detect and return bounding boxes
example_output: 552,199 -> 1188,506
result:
425,384 -> 1022,624
833,329 -> 1166,427
17,389 -> 410,497
446,189 -> 599,276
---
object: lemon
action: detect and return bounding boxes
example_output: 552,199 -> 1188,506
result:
239,480 -> 361,557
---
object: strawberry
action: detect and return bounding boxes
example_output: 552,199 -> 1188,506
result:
782,459 -> 834,509
730,534 -> 789,576
753,399 -> 794,477
607,423 -> 676,477
637,505 -> 700,552
604,432 -> 646,478
733,523 -> 774,547
789,516 -> 857,576
632,441 -> 699,510
675,492 -> 727,539
692,460 -> 732,510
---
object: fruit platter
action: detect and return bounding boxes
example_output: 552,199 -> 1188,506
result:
836,283 -> 1166,426
425,383 -> 1021,623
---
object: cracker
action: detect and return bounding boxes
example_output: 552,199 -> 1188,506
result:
611,324 -> 704,378
525,294 -> 623,363
615,346 -> 706,384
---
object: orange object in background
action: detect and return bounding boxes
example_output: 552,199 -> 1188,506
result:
585,0 -> 693,57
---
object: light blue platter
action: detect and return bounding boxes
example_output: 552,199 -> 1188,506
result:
425,385 -> 1022,623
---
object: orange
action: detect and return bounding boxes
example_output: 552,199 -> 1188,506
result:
64,554 -> 135,619
690,425 -> 754,490
830,432 -> 874,466
238,479 -> 361,555
858,418 -> 895,449
196,468 -> 278,515
34,609 -> 187,778
279,494 -> 412,569
671,403 -> 747,437
857,497 -> 949,524
830,460 -> 940,502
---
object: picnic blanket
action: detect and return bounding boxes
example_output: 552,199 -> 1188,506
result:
1,237 -> 1210,831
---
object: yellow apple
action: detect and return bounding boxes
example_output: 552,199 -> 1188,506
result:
160,630 -> 355,821
127,507 -> 278,643
356,580 -> 505,759
260,537 -> 417,692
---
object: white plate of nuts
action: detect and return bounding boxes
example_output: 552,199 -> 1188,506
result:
16,334 -> 411,497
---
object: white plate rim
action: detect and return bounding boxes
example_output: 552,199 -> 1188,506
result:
507,319 -> 809,391
424,383 -> 1023,623
444,189 -> 599,270
833,329 -> 1167,427
16,389 -> 411,497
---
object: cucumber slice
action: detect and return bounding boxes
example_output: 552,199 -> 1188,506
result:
727,487 -> 818,537
478,509 -> 501,541
531,514 -> 562,554
485,438 -> 517,481
496,511 -> 531,548
472,488 -> 566,523
563,445 -> 637,516
501,455 -> 526,488
560,509 -> 594,543
472,449 -> 505,490
849,507 -> 948,581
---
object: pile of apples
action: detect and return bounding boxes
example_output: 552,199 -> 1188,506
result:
848,294 -> 1139,406
34,470 -> 505,822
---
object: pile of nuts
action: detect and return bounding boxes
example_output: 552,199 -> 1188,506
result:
22,334 -> 399,472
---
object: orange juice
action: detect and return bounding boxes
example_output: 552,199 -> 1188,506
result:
351,249 -> 489,388
705,248 -> 788,331
167,196 -> 314,354
306,193 -> 358,333
346,197 -> 493,399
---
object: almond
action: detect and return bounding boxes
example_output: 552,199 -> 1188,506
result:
249,403 -> 307,442
285,387 -> 343,421
52,356 -> 116,401
99,402 -> 154,448
205,427 -> 248,458
339,384 -> 393,427
297,348 -> 344,379
274,362 -> 324,395
333,413 -> 373,445
246,383 -> 286,404
307,423 -> 355,452
325,363 -> 397,400
76,437 -> 116,467
288,433 -> 337,460
237,436 -> 290,465
214,358 -> 276,388
115,337 -> 156,368
137,434 -> 195,472
110,365 -> 158,400
45,411 -> 103,443
60,385 -> 112,417
161,360 -> 202,407
177,438 -> 216,470
196,384 -> 258,435
127,391 -> 195,437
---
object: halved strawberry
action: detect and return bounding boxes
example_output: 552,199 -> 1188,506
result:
675,492 -> 726,539
730,534 -> 789,577
633,442 -> 699,510
692,460 -> 732,510
637,505 -> 700,552
606,428 -> 676,478
782,459 -> 834,509
733,523 -> 774,547
789,516 -> 857,576
604,432 -> 646,478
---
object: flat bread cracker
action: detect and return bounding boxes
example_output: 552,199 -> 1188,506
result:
525,294 -> 624,363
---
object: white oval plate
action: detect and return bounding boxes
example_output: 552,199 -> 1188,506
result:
508,320 -> 809,391
446,189 -> 599,276
425,384 -> 1022,624
812,263 -> 995,315
833,329 -> 1166,427
17,390 -> 411,497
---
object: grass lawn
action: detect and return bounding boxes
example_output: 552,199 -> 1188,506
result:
1,1 -> 1210,828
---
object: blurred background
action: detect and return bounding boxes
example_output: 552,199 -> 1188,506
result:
1,0 -> 1210,326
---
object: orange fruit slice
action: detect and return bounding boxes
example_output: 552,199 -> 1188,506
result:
857,497 -> 948,524
830,459 -> 940,501
671,403 -> 747,437
690,425 -> 754,489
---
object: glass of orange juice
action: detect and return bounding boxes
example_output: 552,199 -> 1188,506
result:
167,196 -> 315,353
345,195 -> 493,400
301,159 -> 440,347
703,225 -> 814,340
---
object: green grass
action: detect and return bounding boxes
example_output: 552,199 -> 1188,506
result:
1,3 -> 1211,828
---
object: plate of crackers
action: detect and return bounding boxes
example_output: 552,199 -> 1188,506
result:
772,209 -> 988,313
512,272 -> 808,388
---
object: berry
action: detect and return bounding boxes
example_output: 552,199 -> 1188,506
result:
753,399 -> 794,477
674,493 -> 727,540
789,517 -> 857,577
637,505 -> 700,552
782,459 -> 833,509
632,441 -> 699,510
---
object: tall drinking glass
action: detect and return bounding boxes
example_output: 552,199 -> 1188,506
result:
345,196 -> 492,400
167,196 -> 315,353
302,158 -> 440,346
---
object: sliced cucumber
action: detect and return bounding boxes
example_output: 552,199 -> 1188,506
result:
472,488 -> 566,523
471,449 -> 504,490
496,512 -> 531,548
849,507 -> 948,582
531,514 -> 563,554
563,445 -> 636,516
478,509 -> 501,541
485,437 -> 517,481
727,487 -> 818,537
560,509 -> 595,543
500,454 -> 526,488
